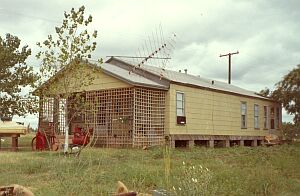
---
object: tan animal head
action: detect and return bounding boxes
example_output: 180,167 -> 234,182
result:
115,181 -> 151,196
116,181 -> 129,194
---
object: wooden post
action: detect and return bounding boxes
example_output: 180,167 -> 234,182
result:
11,135 -> 18,152
188,140 -> 194,148
252,140 -> 257,147
240,140 -> 244,147
209,140 -> 214,148
225,140 -> 230,147
171,140 -> 175,148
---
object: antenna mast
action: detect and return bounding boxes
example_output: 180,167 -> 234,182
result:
107,25 -> 177,79
129,25 -> 177,79
220,51 -> 239,84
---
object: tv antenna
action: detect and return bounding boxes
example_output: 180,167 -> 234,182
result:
107,25 -> 177,79
220,51 -> 239,84
132,25 -> 176,79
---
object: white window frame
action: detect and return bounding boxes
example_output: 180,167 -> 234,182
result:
241,102 -> 247,129
254,104 -> 259,129
176,92 -> 185,117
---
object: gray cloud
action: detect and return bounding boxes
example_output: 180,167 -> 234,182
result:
1,0 -> 298,126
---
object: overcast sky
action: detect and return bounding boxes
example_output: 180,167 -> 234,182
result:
1,0 -> 299,127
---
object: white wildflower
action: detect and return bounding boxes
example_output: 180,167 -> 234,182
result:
206,167 -> 209,171
182,161 -> 185,165
172,186 -> 176,191
178,187 -> 182,191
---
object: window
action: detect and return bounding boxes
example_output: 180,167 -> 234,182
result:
241,102 -> 247,128
263,106 -> 268,129
270,107 -> 274,115
176,92 -> 184,116
42,97 -> 54,122
270,119 -> 275,129
270,107 -> 275,129
176,92 -> 186,124
276,107 -> 280,129
254,104 -> 259,129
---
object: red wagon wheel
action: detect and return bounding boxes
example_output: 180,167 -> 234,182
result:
32,134 -> 46,151
31,137 -> 37,151
49,135 -> 59,151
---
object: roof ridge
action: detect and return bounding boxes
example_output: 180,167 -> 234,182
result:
110,58 -> 268,100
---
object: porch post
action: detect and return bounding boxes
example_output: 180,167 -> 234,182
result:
53,97 -> 59,134
209,140 -> 214,148
64,99 -> 69,153
38,95 -> 44,129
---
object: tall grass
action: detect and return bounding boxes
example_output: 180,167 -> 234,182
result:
0,136 -> 300,195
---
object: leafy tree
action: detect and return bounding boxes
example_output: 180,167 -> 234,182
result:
36,6 -> 99,79
273,65 -> 300,125
36,6 -> 100,153
0,34 -> 38,119
281,122 -> 300,140
260,64 -> 300,125
258,88 -> 270,98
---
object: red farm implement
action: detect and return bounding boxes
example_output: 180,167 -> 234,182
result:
72,126 -> 93,146
31,122 -> 59,151
31,122 -> 93,151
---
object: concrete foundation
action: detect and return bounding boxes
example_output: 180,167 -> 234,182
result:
252,140 -> 257,147
240,140 -> 244,146
209,140 -> 214,148
225,140 -> 230,147
188,140 -> 194,148
171,140 -> 175,148
170,135 -> 265,148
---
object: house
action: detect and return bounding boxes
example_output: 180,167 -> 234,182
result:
34,57 -> 282,148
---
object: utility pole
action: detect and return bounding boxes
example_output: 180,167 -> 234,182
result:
219,51 -> 239,84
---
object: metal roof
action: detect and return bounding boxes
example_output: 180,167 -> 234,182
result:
99,63 -> 168,90
106,58 -> 269,100
142,64 -> 266,99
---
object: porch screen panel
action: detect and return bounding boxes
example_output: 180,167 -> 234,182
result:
85,88 -> 134,148
133,88 -> 166,147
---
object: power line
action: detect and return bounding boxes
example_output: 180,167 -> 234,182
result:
0,8 -> 60,24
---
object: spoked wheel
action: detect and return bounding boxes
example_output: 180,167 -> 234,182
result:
49,135 -> 59,151
31,137 -> 37,151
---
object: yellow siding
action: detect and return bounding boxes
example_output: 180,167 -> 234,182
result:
46,66 -> 131,95
166,83 -> 280,137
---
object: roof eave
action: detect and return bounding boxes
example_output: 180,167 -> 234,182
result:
170,81 -> 276,102
101,68 -> 168,90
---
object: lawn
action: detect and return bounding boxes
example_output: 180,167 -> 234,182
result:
0,134 -> 300,195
